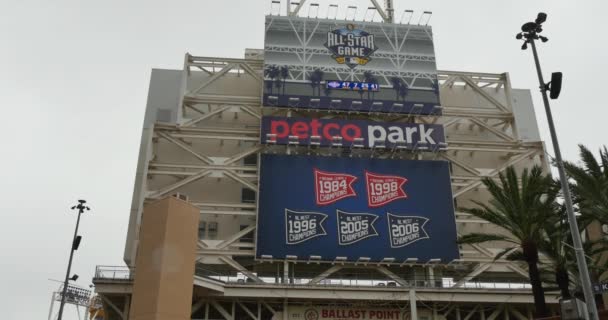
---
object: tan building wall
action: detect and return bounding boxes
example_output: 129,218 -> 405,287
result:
129,196 -> 200,320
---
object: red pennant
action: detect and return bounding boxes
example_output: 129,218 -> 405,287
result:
365,171 -> 408,207
314,169 -> 358,206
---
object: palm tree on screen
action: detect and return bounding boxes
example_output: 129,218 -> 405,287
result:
264,65 -> 279,94
390,77 -> 403,100
279,66 -> 290,95
309,69 -> 324,97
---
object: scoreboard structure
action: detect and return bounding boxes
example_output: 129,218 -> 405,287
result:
256,154 -> 459,262
93,2 -> 556,320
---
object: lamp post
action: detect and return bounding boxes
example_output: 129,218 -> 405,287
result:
516,13 -> 599,320
57,200 -> 90,320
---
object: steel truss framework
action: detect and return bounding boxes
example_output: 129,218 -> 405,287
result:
95,52 -> 556,319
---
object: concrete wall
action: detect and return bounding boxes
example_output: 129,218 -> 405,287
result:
130,196 -> 199,320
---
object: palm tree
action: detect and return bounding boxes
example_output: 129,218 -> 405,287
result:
564,145 -> 608,305
363,71 -> 376,101
357,86 -> 365,100
274,78 -> 283,95
431,78 -> 440,95
279,66 -> 290,95
540,222 -> 608,299
399,82 -> 409,102
390,77 -> 403,100
458,165 -> 555,317
538,206 -> 574,299
309,69 -> 324,96
264,65 -> 279,94
564,145 -> 608,226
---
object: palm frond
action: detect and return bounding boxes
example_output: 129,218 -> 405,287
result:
458,233 -> 516,245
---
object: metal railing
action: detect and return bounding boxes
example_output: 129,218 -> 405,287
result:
195,267 -> 532,290
94,265 -> 532,290
94,265 -> 133,281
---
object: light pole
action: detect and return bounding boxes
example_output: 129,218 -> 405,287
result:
516,13 -> 599,320
57,200 -> 90,320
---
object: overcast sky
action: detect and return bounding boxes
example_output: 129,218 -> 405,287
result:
1,0 -> 606,319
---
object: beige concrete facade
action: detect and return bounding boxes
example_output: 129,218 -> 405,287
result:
129,197 -> 199,320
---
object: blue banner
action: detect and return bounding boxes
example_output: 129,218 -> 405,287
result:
256,154 -> 459,263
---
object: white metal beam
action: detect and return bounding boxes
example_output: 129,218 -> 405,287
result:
211,301 -> 234,320
218,256 -> 264,283
156,131 -> 213,164
376,266 -> 408,286
307,265 -> 343,285
191,63 -> 237,94
289,0 -> 307,16
217,225 -> 256,249
452,263 -> 492,287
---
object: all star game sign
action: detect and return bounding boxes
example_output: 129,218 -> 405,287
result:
263,15 -> 442,114
325,23 -> 377,68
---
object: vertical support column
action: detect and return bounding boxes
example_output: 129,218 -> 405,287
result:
428,266 -> 435,287
48,292 -> 56,320
409,289 -> 417,320
123,295 -> 131,320
283,261 -> 289,284
283,300 -> 289,320
384,0 -> 394,23
456,306 -> 461,320
129,196 -> 200,320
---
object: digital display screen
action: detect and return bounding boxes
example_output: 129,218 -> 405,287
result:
326,80 -> 380,92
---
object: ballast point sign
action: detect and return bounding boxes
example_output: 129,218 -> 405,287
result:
281,306 -> 405,320
261,116 -> 446,151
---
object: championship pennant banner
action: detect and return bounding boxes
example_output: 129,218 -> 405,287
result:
261,116 -> 446,150
256,154 -> 459,262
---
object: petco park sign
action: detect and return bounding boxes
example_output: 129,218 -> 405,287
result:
261,116 -> 446,151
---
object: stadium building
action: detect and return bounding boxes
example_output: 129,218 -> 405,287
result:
92,2 -> 559,320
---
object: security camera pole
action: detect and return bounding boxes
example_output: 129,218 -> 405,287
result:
57,200 -> 90,320
517,13 -> 599,320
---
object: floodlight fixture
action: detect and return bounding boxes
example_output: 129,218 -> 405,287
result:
72,235 -> 82,250
69,274 -> 79,281
536,12 -> 547,24
548,72 -> 563,99
521,22 -> 537,33
399,10 -> 414,25
516,33 -> 523,40
539,36 -> 548,43
327,4 -> 338,19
